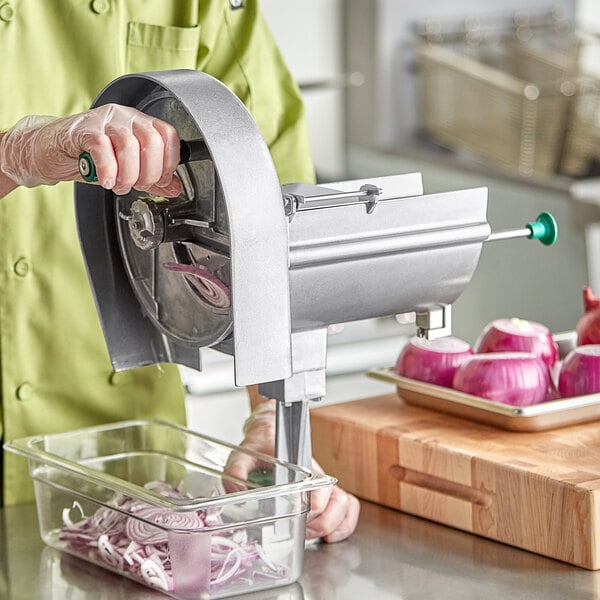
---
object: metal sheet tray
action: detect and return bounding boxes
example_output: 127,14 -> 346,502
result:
368,367 -> 600,432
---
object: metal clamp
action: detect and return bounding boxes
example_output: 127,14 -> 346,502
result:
416,304 -> 452,340
283,183 -> 381,217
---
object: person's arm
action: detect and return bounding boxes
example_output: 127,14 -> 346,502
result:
0,133 -> 19,199
246,384 -> 267,411
0,106 -> 183,199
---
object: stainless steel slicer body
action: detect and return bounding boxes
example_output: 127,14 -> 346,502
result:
75,69 -> 552,470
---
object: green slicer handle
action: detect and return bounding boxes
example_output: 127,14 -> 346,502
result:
78,139 -> 210,183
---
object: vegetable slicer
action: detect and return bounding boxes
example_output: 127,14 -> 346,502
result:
74,70 -> 557,470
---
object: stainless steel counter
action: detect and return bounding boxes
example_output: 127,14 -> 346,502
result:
2,499 -> 599,600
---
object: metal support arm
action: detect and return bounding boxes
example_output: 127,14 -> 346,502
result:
258,329 -> 327,469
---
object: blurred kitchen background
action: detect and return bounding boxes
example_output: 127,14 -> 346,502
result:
185,0 -> 600,441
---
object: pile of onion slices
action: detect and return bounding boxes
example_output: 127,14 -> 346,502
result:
58,481 -> 286,594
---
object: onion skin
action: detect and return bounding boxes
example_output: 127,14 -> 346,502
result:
475,318 -> 558,368
577,287 -> 600,346
558,345 -> 600,397
452,352 -> 550,406
395,336 -> 473,388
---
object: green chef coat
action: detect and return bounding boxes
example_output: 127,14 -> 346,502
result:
0,0 -> 315,505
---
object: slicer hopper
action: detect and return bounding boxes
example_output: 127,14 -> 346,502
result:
75,70 -> 557,469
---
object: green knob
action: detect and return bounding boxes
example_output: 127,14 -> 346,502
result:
247,468 -> 274,487
78,151 -> 98,183
527,211 -> 558,246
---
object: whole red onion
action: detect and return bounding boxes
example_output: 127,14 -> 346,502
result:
452,352 -> 550,406
558,345 -> 600,397
577,287 -> 600,346
395,336 -> 474,388
475,318 -> 558,368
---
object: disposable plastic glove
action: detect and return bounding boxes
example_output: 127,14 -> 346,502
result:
0,104 -> 182,196
226,399 -> 361,544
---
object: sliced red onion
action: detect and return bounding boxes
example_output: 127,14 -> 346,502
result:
395,336 -> 474,388
125,509 -> 169,545
58,480 -> 285,595
232,529 -> 248,546
254,541 -> 285,574
62,501 -> 85,528
558,345 -> 600,397
141,557 -> 171,591
475,318 -> 558,368
212,549 -> 243,586
163,262 -> 231,309
98,534 -> 124,569
125,506 -> 207,545
452,352 -> 549,406
90,505 -> 127,534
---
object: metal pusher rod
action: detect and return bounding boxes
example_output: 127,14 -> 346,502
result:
486,211 -> 558,246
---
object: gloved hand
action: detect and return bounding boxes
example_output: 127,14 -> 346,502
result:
226,399 -> 361,544
0,104 -> 182,196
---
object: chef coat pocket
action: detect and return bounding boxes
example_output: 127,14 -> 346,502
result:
241,53 -> 289,147
126,22 -> 201,73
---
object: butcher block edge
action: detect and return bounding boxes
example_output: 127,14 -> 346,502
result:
311,394 -> 600,569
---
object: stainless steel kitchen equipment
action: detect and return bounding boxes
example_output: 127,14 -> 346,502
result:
415,9 -> 580,176
74,69 -> 557,471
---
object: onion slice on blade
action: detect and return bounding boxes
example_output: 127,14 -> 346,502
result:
163,262 -> 231,309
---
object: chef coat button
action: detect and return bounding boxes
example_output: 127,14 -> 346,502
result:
109,371 -> 130,386
13,257 -> 30,277
90,0 -> 109,14
16,383 -> 34,401
0,3 -> 15,22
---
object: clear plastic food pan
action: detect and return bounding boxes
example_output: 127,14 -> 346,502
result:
5,420 -> 335,599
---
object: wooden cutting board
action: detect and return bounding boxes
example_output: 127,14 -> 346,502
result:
311,393 -> 600,569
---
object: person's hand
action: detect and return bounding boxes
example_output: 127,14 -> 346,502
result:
305,459 -> 360,544
226,398 -> 360,544
0,104 -> 182,196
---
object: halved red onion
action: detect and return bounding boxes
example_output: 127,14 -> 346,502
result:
395,336 -> 474,388
475,318 -> 558,368
163,262 -> 231,309
452,352 -> 550,406
558,345 -> 600,397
